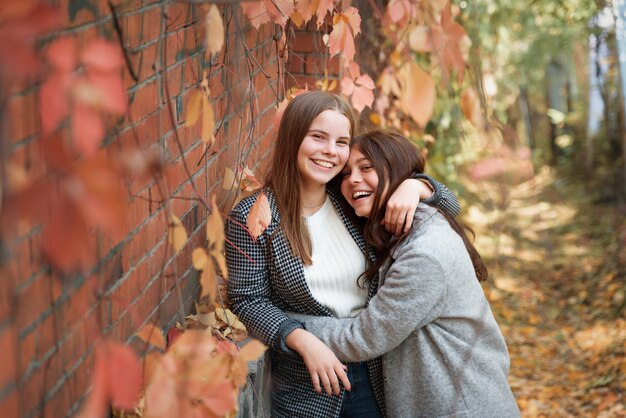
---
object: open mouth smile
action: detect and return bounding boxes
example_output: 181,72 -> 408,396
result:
312,159 -> 335,169
352,191 -> 373,200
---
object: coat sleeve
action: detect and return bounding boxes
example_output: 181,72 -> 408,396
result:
289,243 -> 448,362
225,203 -> 294,349
413,174 -> 461,217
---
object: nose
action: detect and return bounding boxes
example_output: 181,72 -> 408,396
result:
323,140 -> 337,155
349,170 -> 361,184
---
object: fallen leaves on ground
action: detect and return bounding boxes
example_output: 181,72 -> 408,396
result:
468,167 -> 626,417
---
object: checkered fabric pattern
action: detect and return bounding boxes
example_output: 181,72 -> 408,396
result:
225,176 -> 458,417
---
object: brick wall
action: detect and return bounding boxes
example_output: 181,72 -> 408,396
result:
0,2 -> 340,417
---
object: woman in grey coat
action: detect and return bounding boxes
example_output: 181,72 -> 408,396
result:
286,130 -> 521,418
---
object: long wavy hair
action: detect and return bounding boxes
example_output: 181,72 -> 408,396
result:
350,129 -> 488,284
265,91 -> 356,265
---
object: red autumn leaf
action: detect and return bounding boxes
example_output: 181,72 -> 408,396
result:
430,1 -> 468,84
85,72 -> 127,114
0,2 -> 60,81
343,73 -> 375,113
70,153 -> 127,235
46,36 -> 76,72
105,342 -> 143,409
241,0 -> 294,29
315,0 -> 335,28
198,380 -> 237,416
327,8 -> 361,63
386,0 -> 414,26
167,327 -> 183,347
72,102 -> 104,156
81,38 -> 124,72
77,341 -> 142,418
42,201 -> 92,271
400,62 -> 435,127
468,157 -> 509,181
136,323 -> 166,350
247,191 -> 271,240
291,0 -> 315,27
40,72 -> 71,135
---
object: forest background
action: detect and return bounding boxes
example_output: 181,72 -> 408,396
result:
0,0 -> 624,417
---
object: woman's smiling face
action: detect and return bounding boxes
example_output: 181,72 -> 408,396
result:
340,147 -> 383,218
296,109 -> 351,189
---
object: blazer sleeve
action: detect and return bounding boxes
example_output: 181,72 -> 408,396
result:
225,203 -> 294,349
413,173 -> 461,217
289,243 -> 448,362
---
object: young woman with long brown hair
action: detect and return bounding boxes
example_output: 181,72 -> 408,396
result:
287,130 -> 520,417
225,93 -> 460,417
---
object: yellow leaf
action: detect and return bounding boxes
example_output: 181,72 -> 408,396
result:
238,339 -> 267,362
136,323 -> 166,350
212,251 -> 228,281
201,95 -> 215,146
460,87 -> 482,128
207,195 -> 224,255
192,247 -> 209,270
185,90 -> 202,127
400,62 -> 435,127
247,191 -> 271,240
408,25 -> 431,52
205,5 -> 224,55
200,258 -> 217,300
215,308 -> 246,331
168,214 -> 187,253
222,167 -> 238,190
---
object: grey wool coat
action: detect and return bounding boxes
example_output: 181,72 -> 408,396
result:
226,181 -> 460,418
291,204 -> 521,418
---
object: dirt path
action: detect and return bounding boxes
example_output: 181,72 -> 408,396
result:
467,167 -> 626,417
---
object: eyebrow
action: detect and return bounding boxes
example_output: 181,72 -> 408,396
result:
308,129 -> 351,141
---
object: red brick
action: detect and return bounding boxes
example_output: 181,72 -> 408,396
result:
0,326 -> 18,389
129,81 -> 159,123
0,389 -> 18,418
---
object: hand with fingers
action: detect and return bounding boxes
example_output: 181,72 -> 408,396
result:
383,178 -> 433,235
285,328 -> 351,396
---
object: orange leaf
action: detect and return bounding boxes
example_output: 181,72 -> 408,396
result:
328,16 -> 355,62
201,95 -> 215,145
168,214 -> 188,253
199,260 -> 217,300
207,195 -> 224,255
238,339 -> 267,362
400,62 -> 435,127
460,87 -> 482,128
136,323 -> 166,350
207,195 -> 227,279
408,25 -> 432,52
72,102 -> 104,156
192,247 -> 209,269
247,191 -> 271,240
205,5 -> 224,55
185,89 -> 202,127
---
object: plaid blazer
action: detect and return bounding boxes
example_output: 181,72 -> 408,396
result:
225,180 -> 459,417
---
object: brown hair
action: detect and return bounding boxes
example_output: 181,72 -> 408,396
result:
266,91 -> 357,265
351,129 -> 488,284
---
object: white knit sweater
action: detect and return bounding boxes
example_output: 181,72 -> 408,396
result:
303,197 -> 367,318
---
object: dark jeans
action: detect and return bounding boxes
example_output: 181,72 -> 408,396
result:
340,362 -> 383,418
